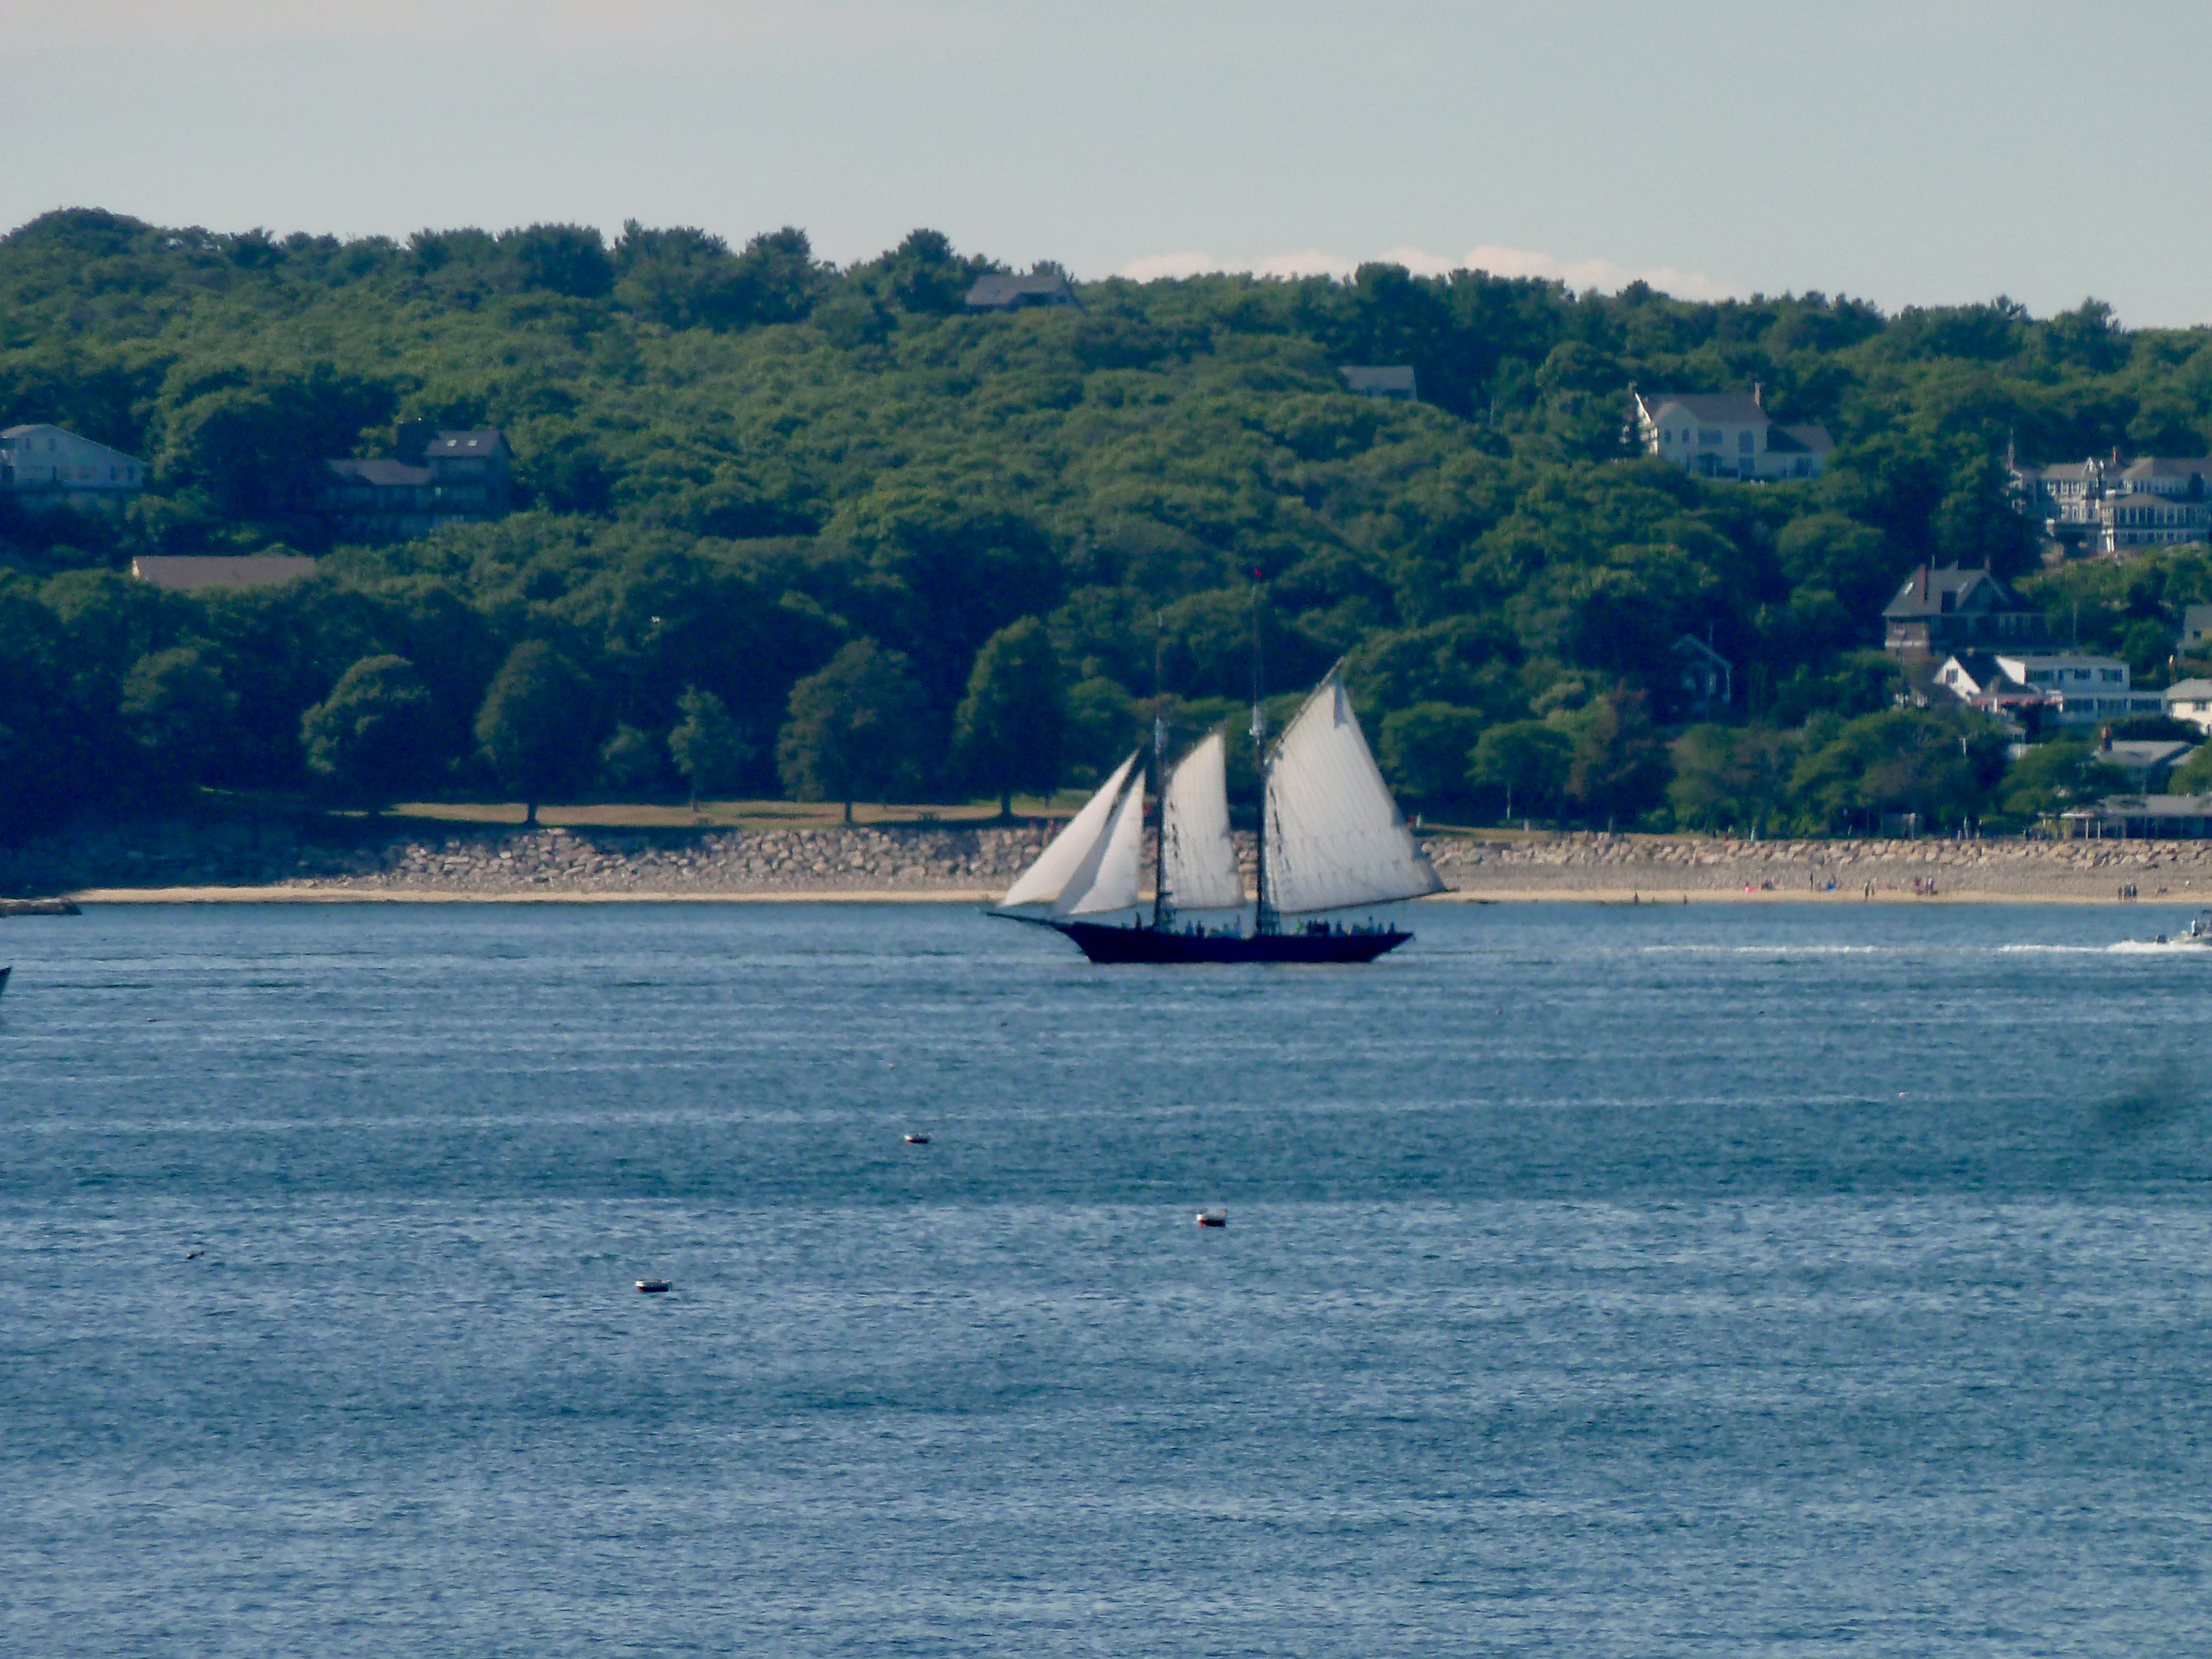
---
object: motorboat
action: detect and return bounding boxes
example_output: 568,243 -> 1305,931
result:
636,1279 -> 672,1293
2154,914 -> 2212,946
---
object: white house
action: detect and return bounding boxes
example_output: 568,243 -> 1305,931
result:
1630,389 -> 1834,482
1935,649 -> 2163,726
2095,491 -> 2207,551
2011,453 -> 2212,552
0,423 -> 145,514
2164,677 -> 2212,733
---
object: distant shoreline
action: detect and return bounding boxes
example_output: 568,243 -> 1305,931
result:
58,884 -> 2146,907
66,886 -> 1005,905
7,820 -> 2200,908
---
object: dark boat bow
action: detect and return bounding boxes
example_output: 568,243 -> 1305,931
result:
1049,919 -> 1411,964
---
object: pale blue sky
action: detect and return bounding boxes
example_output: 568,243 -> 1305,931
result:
9,1 -> 2210,323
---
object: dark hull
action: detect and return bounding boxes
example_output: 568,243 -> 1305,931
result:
1048,920 -> 1411,964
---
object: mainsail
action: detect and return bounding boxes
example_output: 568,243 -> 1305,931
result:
1264,674 -> 1443,913
1056,768 -> 1146,916
999,752 -> 1137,909
1161,731 -> 1243,910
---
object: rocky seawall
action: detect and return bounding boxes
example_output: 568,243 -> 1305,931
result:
0,818 -> 2203,902
1427,833 -> 2208,900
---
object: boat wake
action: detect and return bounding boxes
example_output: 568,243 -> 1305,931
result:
1998,941 -> 2208,955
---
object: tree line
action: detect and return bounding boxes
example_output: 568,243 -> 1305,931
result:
9,206 -> 2212,841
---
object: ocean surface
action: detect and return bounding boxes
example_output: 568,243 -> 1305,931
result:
4,899 -> 2211,1657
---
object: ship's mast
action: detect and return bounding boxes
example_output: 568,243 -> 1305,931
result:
1150,612 -> 1170,932
1249,577 -> 1275,936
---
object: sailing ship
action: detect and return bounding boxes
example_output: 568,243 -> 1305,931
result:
992,667 -> 1443,963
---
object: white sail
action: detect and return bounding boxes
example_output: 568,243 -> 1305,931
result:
1057,768 -> 1146,916
1162,731 -> 1243,910
1000,753 -> 1137,908
1264,674 -> 1443,913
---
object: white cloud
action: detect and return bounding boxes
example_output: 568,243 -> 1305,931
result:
1118,251 -> 1218,281
1251,249 -> 1358,280
1118,243 -> 1737,301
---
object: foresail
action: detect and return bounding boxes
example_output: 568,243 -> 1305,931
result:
1058,769 -> 1146,916
1265,675 -> 1444,912
1000,752 -> 1137,907
1162,731 -> 1243,910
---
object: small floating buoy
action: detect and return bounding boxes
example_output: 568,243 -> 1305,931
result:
636,1279 -> 672,1293
905,1133 -> 930,1145
1196,1209 -> 1227,1228
185,1249 -> 204,1260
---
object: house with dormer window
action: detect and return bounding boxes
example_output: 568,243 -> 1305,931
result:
1882,565 -> 2051,658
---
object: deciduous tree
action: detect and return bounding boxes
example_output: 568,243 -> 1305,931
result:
953,618 -> 1065,818
473,641 -> 597,825
777,640 -> 921,823
301,654 -> 441,810
667,687 -> 751,809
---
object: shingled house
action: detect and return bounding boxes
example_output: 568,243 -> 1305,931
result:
1882,565 -> 2050,658
317,426 -> 512,541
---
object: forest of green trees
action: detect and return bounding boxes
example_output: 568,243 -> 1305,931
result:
9,206 -> 2212,842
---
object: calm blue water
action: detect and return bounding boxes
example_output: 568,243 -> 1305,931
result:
4,900 -> 2211,1656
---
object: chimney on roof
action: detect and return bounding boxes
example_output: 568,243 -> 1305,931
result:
1919,566 -> 1929,602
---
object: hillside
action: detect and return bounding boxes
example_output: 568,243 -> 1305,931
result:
6,206 -> 2212,841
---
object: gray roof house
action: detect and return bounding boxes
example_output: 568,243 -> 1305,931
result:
1339,366 -> 1418,400
964,272 -> 1078,311
2060,795 -> 2212,839
132,555 -> 318,592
